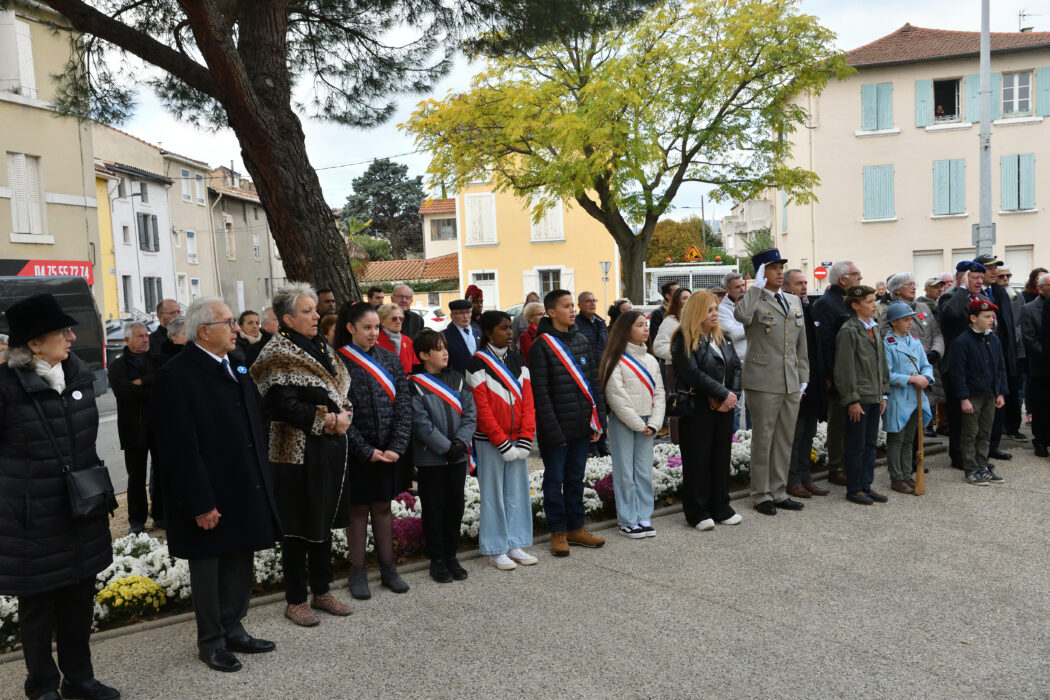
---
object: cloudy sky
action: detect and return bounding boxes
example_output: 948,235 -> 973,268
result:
122,1 -> 1042,219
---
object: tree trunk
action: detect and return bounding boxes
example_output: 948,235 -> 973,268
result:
616,228 -> 653,303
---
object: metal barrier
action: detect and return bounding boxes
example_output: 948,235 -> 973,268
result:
642,263 -> 740,303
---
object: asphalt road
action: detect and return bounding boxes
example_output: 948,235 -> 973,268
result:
2,441 -> 1046,699
95,390 -> 128,494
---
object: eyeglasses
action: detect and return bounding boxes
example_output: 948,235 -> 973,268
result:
202,318 -> 237,330
998,274 -> 1012,280
392,294 -> 412,301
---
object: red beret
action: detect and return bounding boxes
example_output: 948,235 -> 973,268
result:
465,284 -> 483,299
968,299 -> 998,314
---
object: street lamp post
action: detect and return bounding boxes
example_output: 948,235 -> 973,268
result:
599,261 -> 612,313
974,0 -> 995,256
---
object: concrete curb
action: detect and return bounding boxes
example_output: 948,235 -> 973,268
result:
0,444 -> 947,665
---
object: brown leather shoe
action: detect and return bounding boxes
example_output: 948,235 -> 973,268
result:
284,602 -> 319,627
550,531 -> 570,557
827,468 -> 847,486
804,483 -> 829,496
891,479 -> 914,495
566,527 -> 605,548
311,592 -> 351,616
786,484 -> 811,498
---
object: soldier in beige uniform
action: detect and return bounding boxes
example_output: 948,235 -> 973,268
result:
734,249 -> 810,515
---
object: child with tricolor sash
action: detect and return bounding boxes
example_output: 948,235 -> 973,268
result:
528,290 -> 607,557
467,311 -> 537,570
599,310 -> 665,538
408,330 -> 477,583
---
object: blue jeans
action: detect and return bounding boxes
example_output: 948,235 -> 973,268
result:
540,436 -> 590,532
607,414 -> 655,528
475,440 -> 533,556
844,404 -> 880,493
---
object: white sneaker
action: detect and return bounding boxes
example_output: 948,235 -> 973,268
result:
489,554 -> 517,570
695,518 -> 715,531
507,548 -> 538,565
718,513 -> 743,525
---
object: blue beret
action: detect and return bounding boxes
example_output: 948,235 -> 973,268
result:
955,260 -> 986,274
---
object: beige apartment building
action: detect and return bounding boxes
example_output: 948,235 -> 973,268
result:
0,3 -> 102,307
778,25 -> 1050,290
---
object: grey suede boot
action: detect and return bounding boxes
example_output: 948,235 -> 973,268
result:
348,567 -> 371,600
379,564 -> 409,593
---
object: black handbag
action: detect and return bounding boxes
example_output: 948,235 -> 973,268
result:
665,389 -> 696,417
31,395 -> 117,520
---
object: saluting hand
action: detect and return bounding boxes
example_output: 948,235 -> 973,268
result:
754,263 -> 768,290
196,508 -> 220,530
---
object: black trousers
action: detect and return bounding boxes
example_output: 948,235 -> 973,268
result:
123,446 -> 163,526
1030,375 -> 1050,447
281,536 -> 332,605
788,404 -> 819,487
395,446 -> 417,494
678,410 -> 734,525
188,552 -> 253,653
416,462 -> 467,561
18,579 -> 96,698
1004,371 -> 1023,435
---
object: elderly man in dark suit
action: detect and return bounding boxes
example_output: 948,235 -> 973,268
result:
444,299 -> 482,373
1021,272 -> 1050,457
784,269 -> 828,499
151,297 -> 281,673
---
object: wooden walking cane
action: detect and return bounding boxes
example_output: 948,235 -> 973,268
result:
914,386 -> 926,496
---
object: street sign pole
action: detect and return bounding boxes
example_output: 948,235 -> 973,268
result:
599,261 -> 612,313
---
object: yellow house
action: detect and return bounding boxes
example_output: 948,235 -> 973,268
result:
94,164 -> 120,320
454,179 -> 621,312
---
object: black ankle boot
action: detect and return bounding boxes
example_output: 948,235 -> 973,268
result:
380,564 -> 409,593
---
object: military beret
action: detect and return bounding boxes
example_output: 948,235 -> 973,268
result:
967,299 -> 998,315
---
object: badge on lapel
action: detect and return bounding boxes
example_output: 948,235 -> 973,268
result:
579,356 -> 587,365
72,390 -> 83,400
237,365 -> 248,374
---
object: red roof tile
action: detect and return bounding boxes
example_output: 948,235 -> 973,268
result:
847,24 -> 1050,67
419,198 -> 456,215
360,253 -> 459,282
95,122 -> 210,167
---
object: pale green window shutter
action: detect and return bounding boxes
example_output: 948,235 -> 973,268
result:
991,72 -> 1001,120
1001,154 -> 1019,211
876,82 -> 893,129
1036,67 -> 1050,117
915,79 -> 932,127
861,83 -> 878,130
965,74 -> 980,121
863,165 -> 895,220
949,159 -> 966,214
1019,153 -> 1035,210
932,160 -> 951,215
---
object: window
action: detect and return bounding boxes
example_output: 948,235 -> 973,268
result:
1002,71 -> 1032,117
1004,245 -> 1033,280
121,225 -> 130,244
932,79 -> 961,122
464,194 -> 496,244
912,250 -> 943,285
121,275 -> 133,313
252,234 -> 261,261
242,201 -> 248,223
862,165 -> 895,220
225,221 -> 236,258
142,277 -> 162,312
0,17 -> 37,98
137,213 -> 159,252
176,273 -> 188,304
172,228 -> 180,248
253,207 -> 259,221
264,278 -> 270,300
6,152 -> 44,234
428,292 -> 440,306
430,218 -> 457,241
1001,153 -> 1035,211
932,159 -> 966,215
530,197 -> 564,241
181,169 -> 191,201
190,278 -> 201,300
539,269 -> 561,294
186,231 -> 198,263
195,174 -> 205,204
861,82 -> 893,130
139,181 -> 149,203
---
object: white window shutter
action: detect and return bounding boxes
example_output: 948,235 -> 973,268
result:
0,12 -> 20,92
14,20 -> 35,98
7,153 -> 29,233
562,268 -> 575,295
467,195 -> 494,243
522,269 -> 539,297
24,155 -> 42,234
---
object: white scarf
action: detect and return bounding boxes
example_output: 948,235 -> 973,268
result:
34,358 -> 66,393
486,343 -> 509,361
383,327 -> 402,354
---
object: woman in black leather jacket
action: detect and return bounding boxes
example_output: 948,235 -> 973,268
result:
670,290 -> 743,531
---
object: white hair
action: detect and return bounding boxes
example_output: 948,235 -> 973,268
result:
392,284 -> 413,296
272,283 -> 317,321
167,316 -> 187,336
1039,272 -> 1050,287
722,272 -> 744,288
185,297 -> 225,343
123,321 -> 148,338
886,272 -> 913,294
828,260 -> 855,288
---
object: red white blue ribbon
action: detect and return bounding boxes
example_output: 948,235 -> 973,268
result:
539,334 -> 600,433
339,344 -> 396,403
409,373 -> 476,474
475,349 -> 522,402
620,352 -> 655,402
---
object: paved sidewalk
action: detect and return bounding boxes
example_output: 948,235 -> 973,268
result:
3,447 -> 1048,699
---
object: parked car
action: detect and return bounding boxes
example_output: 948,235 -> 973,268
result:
503,303 -> 524,319
411,306 -> 449,331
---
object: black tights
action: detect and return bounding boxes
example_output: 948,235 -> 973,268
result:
348,501 -> 393,567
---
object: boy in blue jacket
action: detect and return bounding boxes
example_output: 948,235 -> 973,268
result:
946,300 -> 1008,485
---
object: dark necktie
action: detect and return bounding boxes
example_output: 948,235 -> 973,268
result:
221,358 -> 235,380
774,292 -> 788,315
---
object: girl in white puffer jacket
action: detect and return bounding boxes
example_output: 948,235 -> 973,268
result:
599,310 -> 666,538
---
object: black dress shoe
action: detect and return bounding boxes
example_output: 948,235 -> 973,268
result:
429,559 -> 453,583
33,691 -> 61,700
58,679 -> 120,699
988,449 -> 1012,460
753,500 -> 777,516
446,558 -> 468,581
199,648 -> 242,672
865,490 -> 889,503
1035,444 -> 1050,458
774,498 -> 805,510
225,635 -> 276,654
1005,431 -> 1027,440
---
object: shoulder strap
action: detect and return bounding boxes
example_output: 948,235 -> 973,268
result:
29,393 -> 70,471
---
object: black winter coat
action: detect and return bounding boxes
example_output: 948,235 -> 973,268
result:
244,330 -> 273,367
937,286 -> 972,363
341,345 -> 412,461
800,301 -> 828,419
0,354 -> 112,596
107,347 -> 164,450
811,285 -> 850,382
402,310 -> 424,340
150,344 -> 281,560
670,332 -> 742,407
945,328 -> 1008,399
528,317 -> 606,447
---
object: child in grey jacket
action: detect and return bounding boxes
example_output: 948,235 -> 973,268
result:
410,329 -> 477,583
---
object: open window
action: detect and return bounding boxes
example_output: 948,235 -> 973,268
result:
933,79 -> 960,122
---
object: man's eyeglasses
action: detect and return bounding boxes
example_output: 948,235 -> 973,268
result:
998,274 -> 1012,280
392,294 -> 412,302
203,318 -> 237,330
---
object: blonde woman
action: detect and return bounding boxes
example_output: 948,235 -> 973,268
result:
516,301 -> 545,363
670,291 -> 743,531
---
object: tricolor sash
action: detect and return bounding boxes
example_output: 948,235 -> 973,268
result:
539,334 -> 601,433
410,373 -> 476,474
620,352 -> 656,402
339,344 -> 396,403
474,349 -> 522,402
